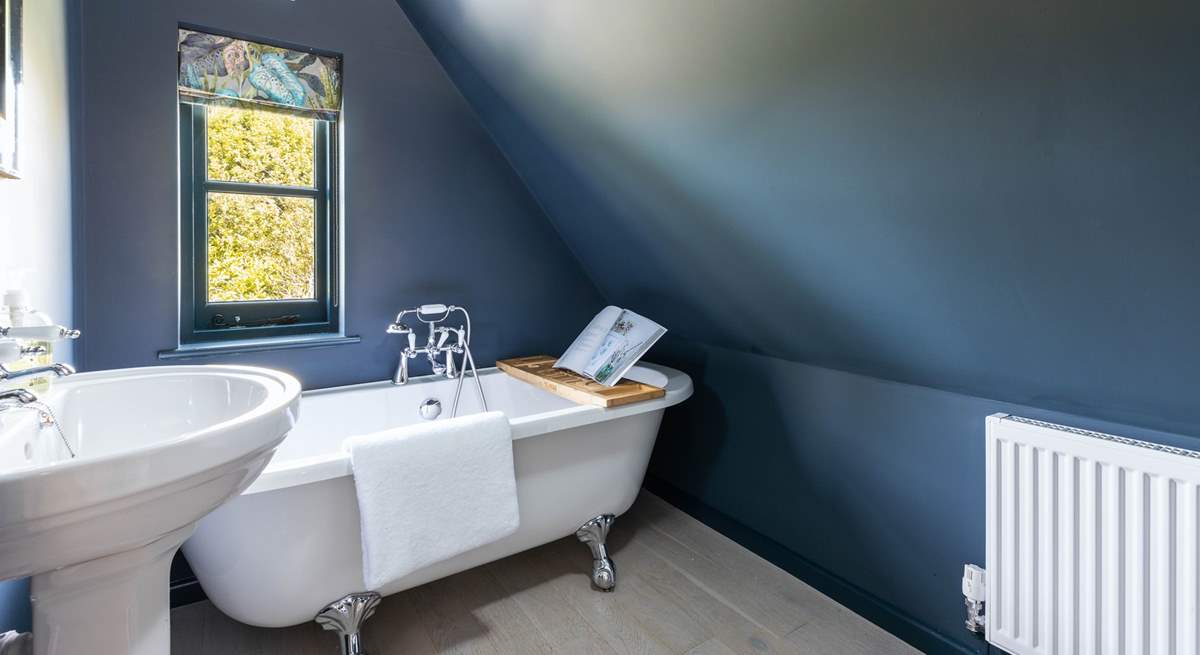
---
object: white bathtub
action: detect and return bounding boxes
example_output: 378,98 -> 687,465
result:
182,363 -> 692,628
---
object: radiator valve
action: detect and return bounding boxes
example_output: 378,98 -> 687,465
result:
962,564 -> 986,633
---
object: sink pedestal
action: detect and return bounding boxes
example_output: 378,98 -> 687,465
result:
30,525 -> 193,655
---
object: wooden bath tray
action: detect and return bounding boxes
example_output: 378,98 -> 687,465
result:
496,355 -> 665,408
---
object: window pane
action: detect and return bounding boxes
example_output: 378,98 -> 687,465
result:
206,106 -> 314,187
207,193 -> 315,302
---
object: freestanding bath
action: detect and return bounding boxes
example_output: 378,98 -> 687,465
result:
182,362 -> 692,645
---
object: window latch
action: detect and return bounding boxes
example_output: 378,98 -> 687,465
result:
211,313 -> 302,329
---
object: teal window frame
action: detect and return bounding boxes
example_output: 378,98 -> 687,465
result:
178,101 -> 339,344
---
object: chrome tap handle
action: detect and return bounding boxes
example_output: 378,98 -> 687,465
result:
445,326 -> 466,379
0,362 -> 75,383
0,325 -> 81,341
424,327 -> 442,374
428,329 -> 451,377
0,388 -> 38,405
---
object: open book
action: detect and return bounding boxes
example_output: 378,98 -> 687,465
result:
555,306 -> 667,387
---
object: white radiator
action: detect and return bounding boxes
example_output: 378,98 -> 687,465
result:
986,414 -> 1200,655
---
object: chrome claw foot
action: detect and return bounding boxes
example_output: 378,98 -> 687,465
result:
576,514 -> 617,592
590,556 -> 616,591
315,592 -> 382,655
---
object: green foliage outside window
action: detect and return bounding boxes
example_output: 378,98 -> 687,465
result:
205,106 -> 317,302
207,193 -> 315,301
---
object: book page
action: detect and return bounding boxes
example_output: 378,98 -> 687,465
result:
580,309 -> 667,386
554,306 -> 623,375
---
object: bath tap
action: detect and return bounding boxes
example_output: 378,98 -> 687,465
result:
386,305 -> 465,385
385,304 -> 487,417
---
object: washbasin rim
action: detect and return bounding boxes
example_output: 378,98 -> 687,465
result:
0,364 -> 301,481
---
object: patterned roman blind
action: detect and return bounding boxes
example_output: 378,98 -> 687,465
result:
177,28 -> 342,120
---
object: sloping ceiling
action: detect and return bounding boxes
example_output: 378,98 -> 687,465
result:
397,0 -> 1200,434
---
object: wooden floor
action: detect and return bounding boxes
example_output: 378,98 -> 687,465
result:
171,492 -> 919,655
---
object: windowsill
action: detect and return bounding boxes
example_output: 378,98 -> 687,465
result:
158,333 -> 360,360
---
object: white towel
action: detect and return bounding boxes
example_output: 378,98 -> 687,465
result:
348,411 -> 519,591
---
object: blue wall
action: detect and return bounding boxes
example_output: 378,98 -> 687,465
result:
74,0 -> 604,388
394,1 -> 1200,652
646,338 -> 1200,653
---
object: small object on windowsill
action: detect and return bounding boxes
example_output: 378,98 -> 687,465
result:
211,313 -> 302,329
497,356 -> 665,408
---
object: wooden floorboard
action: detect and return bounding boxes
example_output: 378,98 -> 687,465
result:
626,493 -> 915,653
485,548 -> 618,655
613,533 -> 803,655
171,491 -> 921,654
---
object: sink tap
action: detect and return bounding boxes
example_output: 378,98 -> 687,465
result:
0,388 -> 39,418
0,388 -> 39,411
0,363 -> 75,383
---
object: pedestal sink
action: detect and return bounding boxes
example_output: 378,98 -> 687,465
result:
0,365 -> 301,655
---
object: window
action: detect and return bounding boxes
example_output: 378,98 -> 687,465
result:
178,102 -> 339,343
